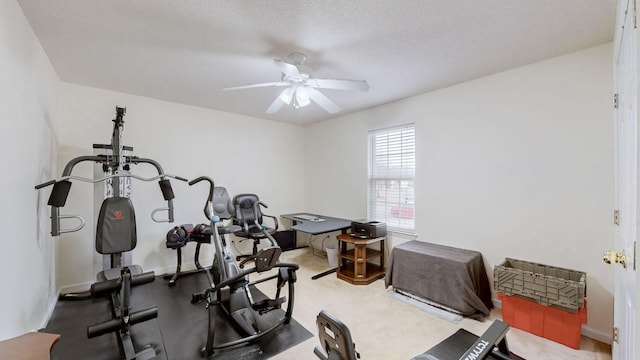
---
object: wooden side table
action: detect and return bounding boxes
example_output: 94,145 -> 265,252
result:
0,332 -> 60,360
336,233 -> 385,285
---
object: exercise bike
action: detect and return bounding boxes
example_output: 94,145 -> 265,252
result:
35,107 -> 187,360
188,176 -> 299,357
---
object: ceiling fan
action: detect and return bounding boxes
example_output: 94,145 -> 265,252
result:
222,52 -> 369,114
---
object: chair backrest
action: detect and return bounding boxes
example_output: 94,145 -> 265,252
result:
314,310 -> 359,360
232,193 -> 263,227
96,197 -> 137,255
212,186 -> 234,220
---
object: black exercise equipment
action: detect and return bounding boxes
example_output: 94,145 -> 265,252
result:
85,196 -> 157,359
164,223 -> 208,286
412,320 -> 524,360
314,310 -> 524,360
164,186 -> 241,286
35,107 -> 186,238
314,310 -> 360,360
35,107 -> 187,360
189,177 -> 299,357
231,193 -> 279,261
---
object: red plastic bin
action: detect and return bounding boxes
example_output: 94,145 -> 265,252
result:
498,292 -> 587,349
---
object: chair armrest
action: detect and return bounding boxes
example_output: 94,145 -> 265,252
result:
263,214 -> 279,231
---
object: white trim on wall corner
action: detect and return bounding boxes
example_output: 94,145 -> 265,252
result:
581,326 -> 613,346
40,296 -> 59,332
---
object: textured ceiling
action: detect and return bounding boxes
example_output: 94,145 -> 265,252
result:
17,0 -> 616,125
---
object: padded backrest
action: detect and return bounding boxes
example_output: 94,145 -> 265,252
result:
96,197 -> 137,255
232,193 -> 263,226
212,187 -> 234,219
315,310 -> 359,360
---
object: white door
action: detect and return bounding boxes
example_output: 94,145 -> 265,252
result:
610,1 -> 638,358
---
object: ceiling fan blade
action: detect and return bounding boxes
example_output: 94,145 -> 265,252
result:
266,87 -> 295,113
274,59 -> 302,78
306,87 -> 341,114
266,98 -> 285,114
278,86 -> 296,104
222,81 -> 288,91
306,78 -> 370,92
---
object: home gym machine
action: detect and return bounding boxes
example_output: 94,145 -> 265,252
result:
314,310 -> 525,360
35,107 -> 187,360
188,176 -> 300,357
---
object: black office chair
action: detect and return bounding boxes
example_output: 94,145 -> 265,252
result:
231,193 -> 278,261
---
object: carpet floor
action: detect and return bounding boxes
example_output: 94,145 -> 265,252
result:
43,246 -> 612,360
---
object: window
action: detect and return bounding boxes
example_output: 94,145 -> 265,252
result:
368,125 -> 415,232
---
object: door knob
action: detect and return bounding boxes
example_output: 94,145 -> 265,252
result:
603,249 -> 627,268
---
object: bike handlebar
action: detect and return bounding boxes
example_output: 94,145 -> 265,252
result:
34,180 -> 56,190
188,176 -> 215,220
188,176 -> 215,200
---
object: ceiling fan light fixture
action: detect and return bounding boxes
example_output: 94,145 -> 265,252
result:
294,87 -> 311,108
224,52 -> 369,114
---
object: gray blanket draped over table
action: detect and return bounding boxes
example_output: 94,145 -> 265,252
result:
385,240 -> 493,317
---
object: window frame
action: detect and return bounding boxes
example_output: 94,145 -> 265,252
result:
367,124 -> 416,233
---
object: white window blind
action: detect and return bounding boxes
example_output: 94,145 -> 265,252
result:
368,125 -> 415,232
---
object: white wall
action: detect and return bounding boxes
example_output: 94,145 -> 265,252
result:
0,0 -> 615,344
304,43 -> 614,342
0,0 -> 61,340
54,84 -> 305,288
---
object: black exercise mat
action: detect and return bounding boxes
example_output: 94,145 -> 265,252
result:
44,271 -> 312,359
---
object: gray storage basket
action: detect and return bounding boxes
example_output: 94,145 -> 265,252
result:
494,258 -> 586,313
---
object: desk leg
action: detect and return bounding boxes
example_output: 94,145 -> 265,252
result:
290,220 -> 299,248
311,267 -> 337,280
311,229 -> 347,280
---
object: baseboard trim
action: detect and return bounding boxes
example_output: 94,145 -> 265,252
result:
56,260 -> 207,293
581,326 -> 612,345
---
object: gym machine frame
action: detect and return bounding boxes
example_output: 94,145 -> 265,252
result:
36,107 -> 187,360
188,176 -> 299,357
